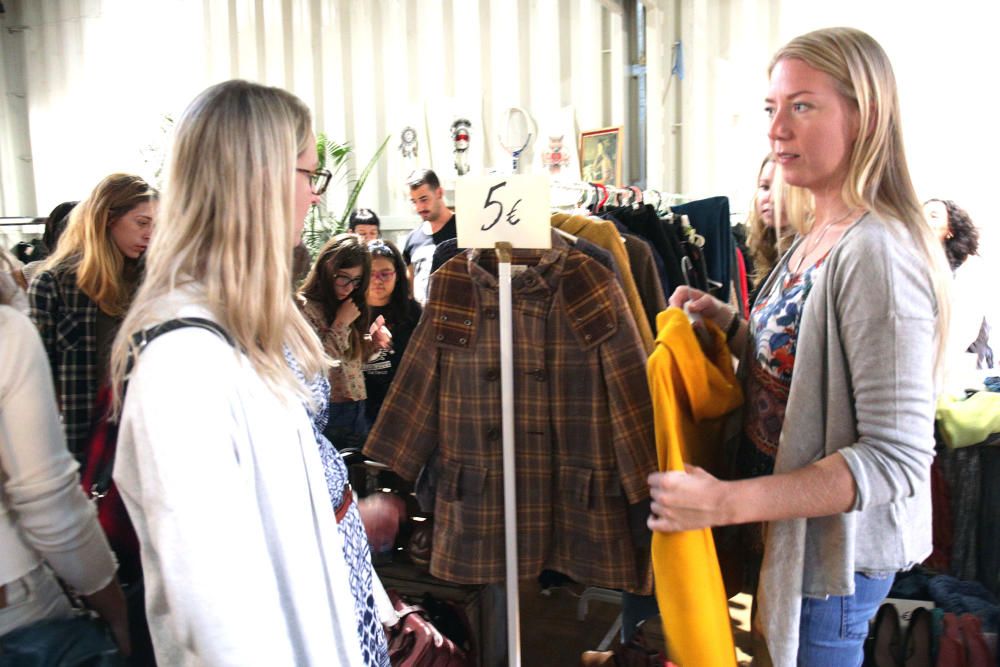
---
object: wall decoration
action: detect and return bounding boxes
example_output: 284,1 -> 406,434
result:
579,126 -> 622,185
541,135 -> 571,176
450,118 -> 472,175
399,126 -> 419,159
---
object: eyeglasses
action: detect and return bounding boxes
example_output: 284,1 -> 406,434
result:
371,269 -> 396,282
296,168 -> 333,196
333,274 -> 363,289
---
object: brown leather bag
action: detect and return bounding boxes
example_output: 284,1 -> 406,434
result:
386,591 -> 470,667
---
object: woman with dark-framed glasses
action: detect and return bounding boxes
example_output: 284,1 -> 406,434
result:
363,238 -> 422,428
299,233 -> 389,449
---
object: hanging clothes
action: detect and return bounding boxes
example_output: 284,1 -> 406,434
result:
647,307 -> 742,667
620,232 -> 667,332
612,205 -> 686,299
671,197 -> 734,303
551,212 -> 655,353
363,245 -> 657,592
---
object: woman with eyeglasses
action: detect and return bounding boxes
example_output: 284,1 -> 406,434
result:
299,233 -> 388,449
363,239 -> 422,428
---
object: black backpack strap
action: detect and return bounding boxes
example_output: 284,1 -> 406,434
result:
93,318 -> 237,497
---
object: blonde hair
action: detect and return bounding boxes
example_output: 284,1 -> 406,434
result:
746,155 -> 812,285
110,80 -> 325,412
43,173 -> 157,316
770,27 -> 951,376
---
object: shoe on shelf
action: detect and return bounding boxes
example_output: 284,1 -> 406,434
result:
957,613 -> 993,667
936,612 -> 966,667
870,603 -> 903,667
902,606 -> 932,667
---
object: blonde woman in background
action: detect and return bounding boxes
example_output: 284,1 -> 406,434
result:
655,27 -> 950,665
28,174 -> 157,465
109,79 -> 389,665
0,248 -> 129,654
745,154 -> 812,302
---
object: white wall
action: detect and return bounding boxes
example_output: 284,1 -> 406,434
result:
3,0 -> 998,259
0,0 -> 627,223
652,0 -> 1000,250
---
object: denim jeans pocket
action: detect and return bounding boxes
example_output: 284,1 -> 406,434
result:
840,596 -> 872,640
840,572 -> 895,640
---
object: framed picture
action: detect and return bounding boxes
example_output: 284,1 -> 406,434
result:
579,126 -> 622,185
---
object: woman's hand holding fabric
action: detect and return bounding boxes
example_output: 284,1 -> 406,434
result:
647,464 -> 732,532
668,286 -> 732,330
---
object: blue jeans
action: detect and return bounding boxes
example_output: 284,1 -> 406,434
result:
0,565 -> 73,638
797,571 -> 895,666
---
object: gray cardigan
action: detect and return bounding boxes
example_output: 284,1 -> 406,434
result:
753,213 -> 938,666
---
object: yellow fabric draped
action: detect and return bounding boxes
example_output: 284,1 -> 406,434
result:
647,307 -> 742,666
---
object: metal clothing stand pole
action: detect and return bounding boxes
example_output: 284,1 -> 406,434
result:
495,241 -> 521,667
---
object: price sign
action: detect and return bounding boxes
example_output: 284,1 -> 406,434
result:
455,175 -> 552,249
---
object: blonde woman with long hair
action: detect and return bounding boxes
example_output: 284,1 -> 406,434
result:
745,154 -> 812,298
28,174 -> 157,466
653,27 -> 950,665
108,80 -> 389,665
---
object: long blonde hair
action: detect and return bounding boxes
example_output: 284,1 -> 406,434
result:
43,173 -> 157,316
110,80 -> 325,412
770,27 -> 951,376
746,154 -> 812,285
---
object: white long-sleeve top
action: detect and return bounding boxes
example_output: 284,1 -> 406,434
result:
0,305 -> 117,593
113,289 -> 363,666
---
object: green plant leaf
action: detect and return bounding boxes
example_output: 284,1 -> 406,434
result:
339,134 -> 391,229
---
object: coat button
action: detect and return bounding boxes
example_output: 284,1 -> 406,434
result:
458,337 -> 467,345
464,319 -> 472,326
439,315 -> 449,322
487,427 -> 501,440
484,368 -> 499,381
584,334 -> 592,341
435,334 -> 445,341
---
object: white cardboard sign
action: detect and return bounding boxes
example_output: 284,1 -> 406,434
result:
455,175 -> 552,249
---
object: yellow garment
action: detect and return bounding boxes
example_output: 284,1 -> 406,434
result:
647,308 -> 742,666
936,391 -> 1000,448
551,213 -> 655,353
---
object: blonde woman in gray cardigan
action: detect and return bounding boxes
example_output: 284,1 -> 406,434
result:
651,28 -> 950,667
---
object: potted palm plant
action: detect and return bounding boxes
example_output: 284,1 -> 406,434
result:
301,132 -> 390,257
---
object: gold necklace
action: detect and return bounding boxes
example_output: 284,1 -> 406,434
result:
792,208 -> 859,274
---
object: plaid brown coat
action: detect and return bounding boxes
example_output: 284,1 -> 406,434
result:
364,246 -> 656,592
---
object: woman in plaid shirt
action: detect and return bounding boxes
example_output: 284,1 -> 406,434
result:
28,174 -> 158,465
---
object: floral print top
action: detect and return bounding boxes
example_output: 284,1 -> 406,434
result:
740,253 -> 829,477
299,297 -> 367,402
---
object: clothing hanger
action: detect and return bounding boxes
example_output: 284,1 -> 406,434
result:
645,189 -> 661,212
629,186 -> 643,209
553,227 -> 578,243
596,183 -> 609,212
